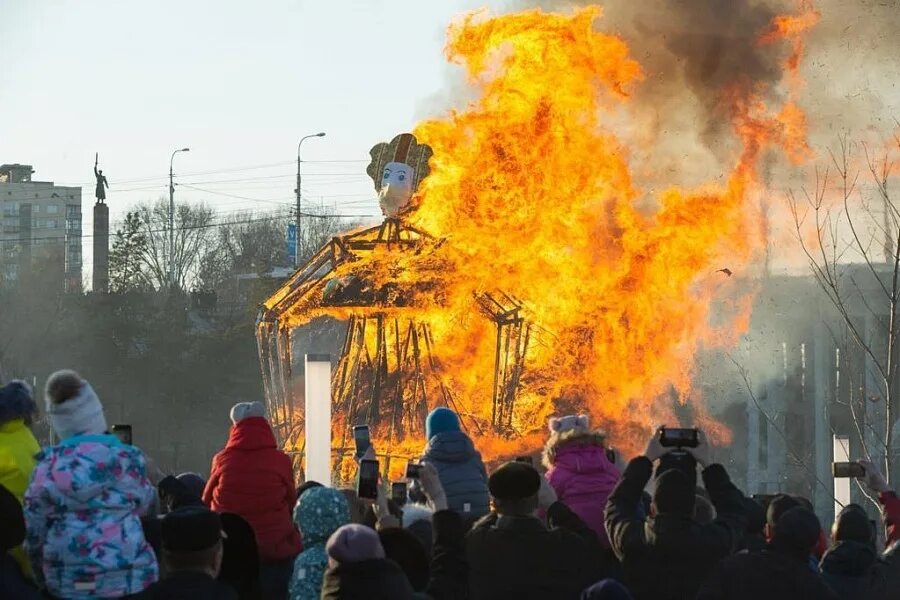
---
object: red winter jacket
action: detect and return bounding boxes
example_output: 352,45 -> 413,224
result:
880,491 -> 900,548
202,417 -> 302,562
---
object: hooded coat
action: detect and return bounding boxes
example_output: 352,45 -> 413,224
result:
23,433 -> 159,599
544,433 -> 620,545
203,416 -> 302,562
421,430 -> 489,521
819,541 -> 878,599
288,487 -> 350,600
605,457 -> 748,600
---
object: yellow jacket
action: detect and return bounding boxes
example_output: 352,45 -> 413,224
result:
0,418 -> 39,580
0,418 -> 39,501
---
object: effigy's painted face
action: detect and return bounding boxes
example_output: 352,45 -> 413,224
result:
379,161 -> 414,217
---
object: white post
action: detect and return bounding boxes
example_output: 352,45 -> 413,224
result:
834,434 -> 851,516
304,354 -> 332,486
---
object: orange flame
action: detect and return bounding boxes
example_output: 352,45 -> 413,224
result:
272,4 -> 818,463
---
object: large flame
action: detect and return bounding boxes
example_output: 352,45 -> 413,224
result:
271,4 -> 817,463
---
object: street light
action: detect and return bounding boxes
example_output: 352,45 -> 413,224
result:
295,132 -> 326,266
169,147 -> 190,288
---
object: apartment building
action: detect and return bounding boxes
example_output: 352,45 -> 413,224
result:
0,163 -> 82,291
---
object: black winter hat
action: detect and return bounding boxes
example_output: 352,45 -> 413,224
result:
771,507 -> 821,556
653,469 -> 695,516
488,461 -> 542,500
834,504 -> 874,544
766,494 -> 800,527
162,506 -> 226,553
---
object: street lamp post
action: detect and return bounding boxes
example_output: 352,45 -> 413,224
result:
169,147 -> 190,288
295,132 -> 326,265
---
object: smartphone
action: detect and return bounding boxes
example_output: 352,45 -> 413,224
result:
111,424 -> 132,445
358,459 -> 379,500
832,461 -> 866,478
406,462 -> 423,479
391,481 -> 407,507
659,427 -> 699,448
515,456 -> 533,466
353,425 -> 371,458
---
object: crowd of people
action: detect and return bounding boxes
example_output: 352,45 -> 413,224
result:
2,371 -> 900,599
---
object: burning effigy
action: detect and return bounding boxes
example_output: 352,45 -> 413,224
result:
258,4 -> 818,474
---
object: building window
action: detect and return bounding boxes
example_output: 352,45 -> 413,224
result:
47,205 -> 59,214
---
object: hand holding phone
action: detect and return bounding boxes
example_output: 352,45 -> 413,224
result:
391,482 -> 407,507
111,424 -> 132,445
406,462 -> 423,479
659,427 -> 699,448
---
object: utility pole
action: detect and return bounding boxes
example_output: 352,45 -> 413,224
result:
169,147 -> 190,287
295,132 -> 326,266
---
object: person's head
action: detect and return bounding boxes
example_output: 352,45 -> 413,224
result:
160,506 -> 226,578
298,480 -> 323,499
379,527 -> 430,591
229,401 -> 266,425
326,523 -> 385,566
0,379 -> 36,427
651,469 -> 695,517
765,494 -> 800,541
832,503 -> 875,545
488,461 -> 542,516
581,578 -> 634,600
425,407 -> 460,440
175,473 -> 206,502
769,506 -> 822,560
44,370 -> 107,440
294,486 -> 350,546
693,494 -> 716,525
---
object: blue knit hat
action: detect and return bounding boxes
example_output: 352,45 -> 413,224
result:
425,407 -> 460,440
0,380 -> 36,425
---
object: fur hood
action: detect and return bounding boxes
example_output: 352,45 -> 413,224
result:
542,431 -> 607,469
0,380 -> 36,425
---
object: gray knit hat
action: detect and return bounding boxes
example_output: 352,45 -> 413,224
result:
230,401 -> 266,424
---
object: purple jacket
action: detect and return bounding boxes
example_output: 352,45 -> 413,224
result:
545,440 -> 620,545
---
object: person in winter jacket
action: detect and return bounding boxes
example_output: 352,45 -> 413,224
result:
0,380 -> 40,579
467,461 -> 604,600
203,401 -> 302,599
543,414 -> 620,545
24,370 -> 158,599
420,407 -> 489,522
218,512 -> 262,600
604,428 -> 748,600
697,506 -> 838,600
0,483 -> 41,599
819,503 -> 881,599
320,524 -> 415,599
288,486 -> 350,600
134,506 -> 238,600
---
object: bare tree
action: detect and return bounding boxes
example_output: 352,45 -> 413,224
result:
134,198 -> 216,290
789,133 -> 900,495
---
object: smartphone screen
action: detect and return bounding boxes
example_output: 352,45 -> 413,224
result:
353,425 -> 371,458
405,462 -> 422,479
111,424 -> 132,445
358,459 -> 379,499
659,427 -> 699,448
391,481 -> 407,506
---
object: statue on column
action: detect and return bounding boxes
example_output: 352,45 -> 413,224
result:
94,152 -> 109,204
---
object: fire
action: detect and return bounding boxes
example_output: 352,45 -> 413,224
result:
264,3 -> 818,465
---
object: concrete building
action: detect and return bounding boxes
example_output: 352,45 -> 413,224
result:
0,163 -> 82,291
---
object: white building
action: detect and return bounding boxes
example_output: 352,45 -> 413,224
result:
0,164 -> 82,291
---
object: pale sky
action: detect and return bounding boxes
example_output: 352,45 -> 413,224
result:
0,0 -> 509,276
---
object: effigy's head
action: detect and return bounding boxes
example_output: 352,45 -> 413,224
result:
367,133 -> 433,218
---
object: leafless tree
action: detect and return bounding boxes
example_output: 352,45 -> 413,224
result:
789,132 -> 900,494
134,198 -> 216,290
